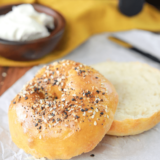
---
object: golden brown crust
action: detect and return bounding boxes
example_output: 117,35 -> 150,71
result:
8,60 -> 118,159
108,111 -> 160,136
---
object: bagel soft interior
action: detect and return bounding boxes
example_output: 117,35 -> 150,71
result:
8,60 -> 118,159
92,61 -> 160,136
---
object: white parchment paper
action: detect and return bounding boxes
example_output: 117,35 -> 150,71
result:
0,30 -> 160,160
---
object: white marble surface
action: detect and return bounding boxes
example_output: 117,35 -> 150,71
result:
0,30 -> 160,160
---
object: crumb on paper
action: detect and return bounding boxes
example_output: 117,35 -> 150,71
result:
90,154 -> 95,157
137,139 -> 140,142
2,72 -> 7,77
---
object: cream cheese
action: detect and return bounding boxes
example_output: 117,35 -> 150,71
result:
0,4 -> 54,41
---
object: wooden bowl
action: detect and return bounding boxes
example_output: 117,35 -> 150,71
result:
0,3 -> 65,61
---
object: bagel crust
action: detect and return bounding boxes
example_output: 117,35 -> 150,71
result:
8,60 -> 118,159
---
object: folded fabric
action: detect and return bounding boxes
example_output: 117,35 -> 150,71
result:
109,30 -> 160,63
0,0 -> 160,66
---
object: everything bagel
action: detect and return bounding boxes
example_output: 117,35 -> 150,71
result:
8,60 -> 118,159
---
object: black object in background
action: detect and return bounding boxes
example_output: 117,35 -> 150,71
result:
146,0 -> 160,9
131,48 -> 160,64
119,0 -> 145,16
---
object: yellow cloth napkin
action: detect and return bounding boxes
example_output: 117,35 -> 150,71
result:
1,0 -> 160,66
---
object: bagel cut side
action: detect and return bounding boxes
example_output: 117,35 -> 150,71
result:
92,62 -> 160,136
8,60 -> 118,159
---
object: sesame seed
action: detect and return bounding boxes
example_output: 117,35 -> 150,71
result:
57,78 -> 61,82
95,108 -> 99,112
34,88 -> 38,92
2,72 -> 7,77
100,112 -> 104,115
83,112 -> 86,116
94,121 -> 97,125
64,112 -> 67,115
44,119 -> 47,123
61,76 -> 65,79
45,105 -> 49,108
48,115 -> 53,119
44,79 -> 48,82
81,109 -> 85,112
96,90 -> 100,94
57,118 -> 61,122
64,115 -> 68,119
40,99 -> 44,104
39,135 -> 42,139
107,115 -> 109,118
52,113 -> 55,116
75,115 -> 80,119
33,105 -> 37,108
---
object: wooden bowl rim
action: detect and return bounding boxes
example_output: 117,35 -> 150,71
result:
0,3 -> 66,45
